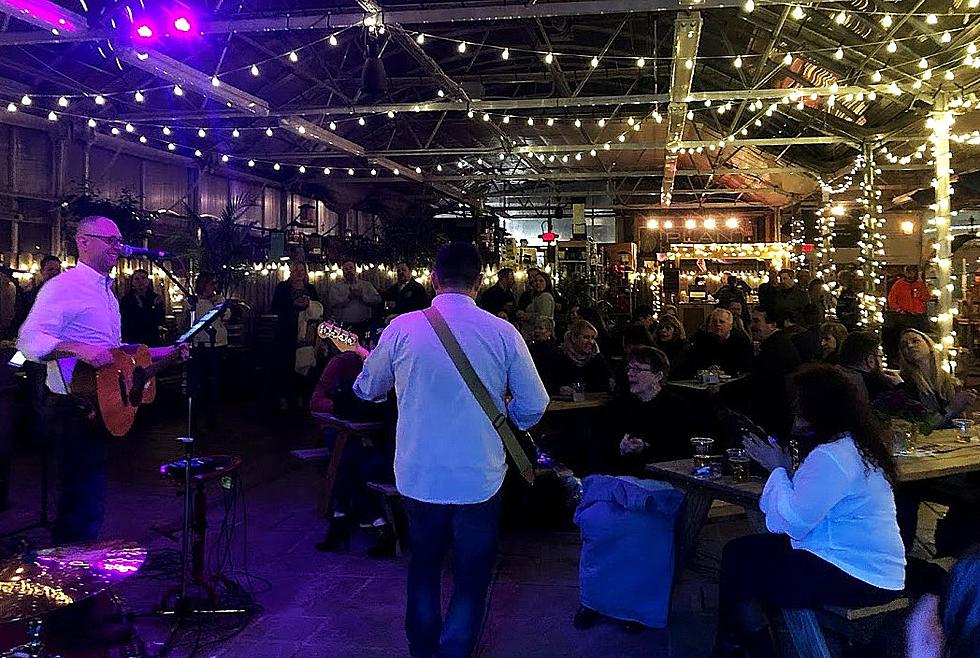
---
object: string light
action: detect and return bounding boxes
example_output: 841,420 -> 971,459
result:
57,96 -> 68,107
211,76 -> 221,88
250,64 -> 260,76
288,51 -> 298,63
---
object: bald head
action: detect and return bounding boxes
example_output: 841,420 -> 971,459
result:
76,216 -> 122,275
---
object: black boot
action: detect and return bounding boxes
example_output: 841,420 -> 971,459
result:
315,514 -> 351,552
366,523 -> 397,558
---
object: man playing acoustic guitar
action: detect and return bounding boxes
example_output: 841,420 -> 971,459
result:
17,215 -> 188,544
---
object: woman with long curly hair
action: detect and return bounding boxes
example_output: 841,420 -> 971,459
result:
711,365 -> 905,658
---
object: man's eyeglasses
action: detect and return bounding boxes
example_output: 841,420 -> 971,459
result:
81,234 -> 123,247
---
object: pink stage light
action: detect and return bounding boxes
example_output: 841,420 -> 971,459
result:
136,23 -> 153,37
172,16 -> 190,32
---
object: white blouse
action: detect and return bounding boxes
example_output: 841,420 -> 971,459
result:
760,433 -> 906,591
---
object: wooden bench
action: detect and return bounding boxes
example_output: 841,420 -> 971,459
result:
366,481 -> 403,556
784,597 -> 910,658
310,412 -> 386,521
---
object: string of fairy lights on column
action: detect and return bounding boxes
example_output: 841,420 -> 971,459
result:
855,146 -> 886,329
927,95 -> 958,373
789,213 -> 806,269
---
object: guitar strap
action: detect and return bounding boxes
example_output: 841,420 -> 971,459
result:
422,306 -> 535,484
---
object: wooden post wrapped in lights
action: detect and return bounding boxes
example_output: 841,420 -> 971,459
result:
789,213 -> 806,270
856,145 -> 886,329
814,194 -> 837,286
928,94 -> 957,373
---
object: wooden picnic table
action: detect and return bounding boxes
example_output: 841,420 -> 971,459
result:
645,428 -> 980,658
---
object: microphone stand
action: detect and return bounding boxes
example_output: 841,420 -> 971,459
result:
148,257 -> 246,657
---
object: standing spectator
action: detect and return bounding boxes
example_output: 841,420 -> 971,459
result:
343,242 -> 549,658
13,254 -> 61,331
272,261 -> 320,410
756,268 -> 779,315
807,278 -> 830,324
189,273 -> 229,431
689,308 -> 754,376
771,269 -> 809,323
516,267 -> 542,312
119,269 -> 164,346
516,271 -> 555,336
888,264 -> 930,332
382,262 -> 428,322
328,260 -> 381,337
715,274 -> 749,321
477,267 -> 517,320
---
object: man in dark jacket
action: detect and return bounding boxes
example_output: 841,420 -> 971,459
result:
771,269 -> 809,323
689,308 -> 754,376
477,268 -> 517,320
383,262 -> 429,321
723,307 -> 801,437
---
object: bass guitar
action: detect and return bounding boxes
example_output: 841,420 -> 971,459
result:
315,319 -> 540,479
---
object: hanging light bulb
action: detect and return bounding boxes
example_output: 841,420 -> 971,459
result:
547,117 -> 555,126
887,40 -> 897,53
834,47 -> 844,60
5,103 -> 15,113
194,149 -> 202,157
598,118 -> 606,127
590,148 -> 597,156
501,48 -> 509,60
211,76 -> 221,88
125,123 -> 135,133
265,127 -> 273,137
221,154 -> 229,163
835,11 -> 846,24
329,34 -> 338,47
590,56 -> 599,68
872,70 -> 882,83
783,53 -> 793,66
111,127 -> 120,135
348,168 -> 355,176
574,118 -> 582,127
167,142 -> 176,151
47,111 -> 58,121
437,164 -> 443,171
527,117 -> 534,126
734,55 -> 743,69
942,31 -> 951,44
57,96 -> 69,107
273,163 -> 281,171
415,33 -> 425,45
329,121 -> 337,130
324,167 -> 331,175
925,13 -> 938,24
358,117 -> 366,126
945,70 -> 954,81
87,118 -> 96,127
743,0 -> 754,12
627,116 -> 635,125
791,5 -> 804,19
545,52 -> 554,65
457,41 -> 467,53
881,14 -> 893,28
685,58 -> 693,69
636,57 -> 645,68
299,165 -> 306,174
415,166 -> 422,174
172,86 -> 183,97
502,115 -> 510,124
139,136 -> 147,144
248,159 -> 255,167
288,51 -> 298,63
919,57 -> 928,69
250,64 -> 260,76
94,94 -> 106,105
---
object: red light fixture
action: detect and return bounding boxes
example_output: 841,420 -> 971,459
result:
540,231 -> 557,243
801,243 -> 814,253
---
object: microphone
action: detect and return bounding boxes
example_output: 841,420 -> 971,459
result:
120,244 -> 170,259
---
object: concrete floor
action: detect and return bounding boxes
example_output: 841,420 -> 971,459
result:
0,387 -> 933,658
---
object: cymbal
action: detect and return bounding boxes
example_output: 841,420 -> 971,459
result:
0,541 -> 146,623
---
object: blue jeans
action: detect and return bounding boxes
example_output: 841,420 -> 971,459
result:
403,490 -> 502,658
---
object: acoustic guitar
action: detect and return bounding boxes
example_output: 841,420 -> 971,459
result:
69,345 -> 186,437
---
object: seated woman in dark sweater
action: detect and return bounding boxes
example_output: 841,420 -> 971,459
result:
606,346 -> 696,475
544,319 -> 614,395
655,314 -> 693,379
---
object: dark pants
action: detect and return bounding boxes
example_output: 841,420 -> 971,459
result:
717,534 -> 897,652
326,430 -> 394,523
403,490 -> 502,658
42,395 -> 108,544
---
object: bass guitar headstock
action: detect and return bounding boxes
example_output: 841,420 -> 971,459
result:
316,321 -> 358,346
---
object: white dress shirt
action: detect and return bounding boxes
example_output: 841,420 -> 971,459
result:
354,293 -> 550,504
17,262 -> 121,394
760,433 -> 906,590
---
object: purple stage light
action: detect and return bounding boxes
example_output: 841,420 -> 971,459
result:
173,16 -> 190,32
